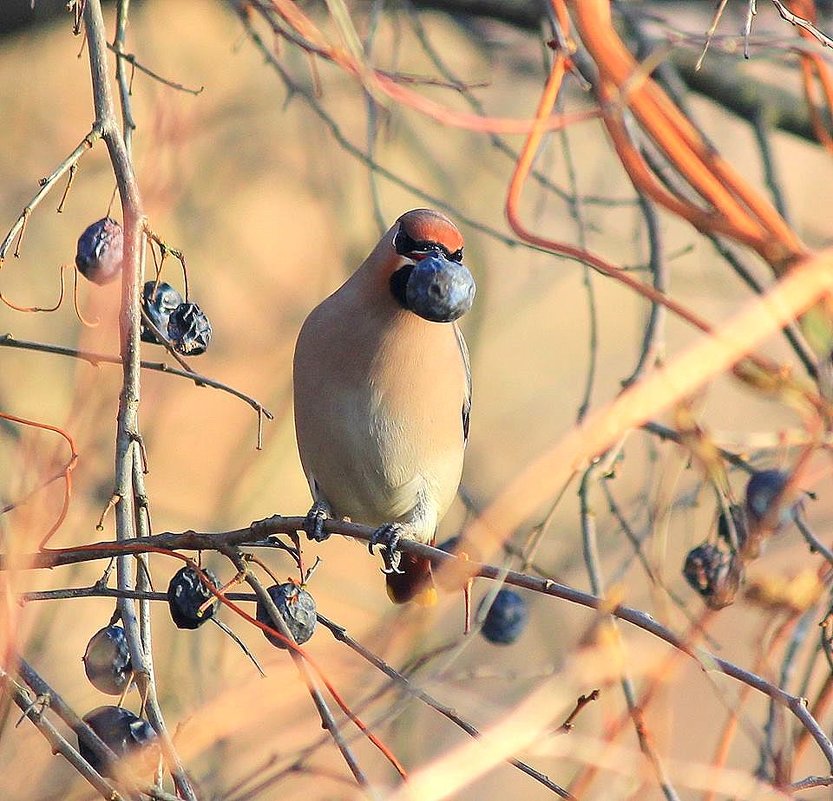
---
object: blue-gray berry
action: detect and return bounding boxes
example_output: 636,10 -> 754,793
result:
83,625 -> 133,695
746,469 -> 792,526
75,218 -> 123,285
479,588 -> 528,645
405,254 -> 475,322
141,281 -> 183,344
78,706 -> 157,777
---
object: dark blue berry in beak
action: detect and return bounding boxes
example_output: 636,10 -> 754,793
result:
405,254 -> 475,323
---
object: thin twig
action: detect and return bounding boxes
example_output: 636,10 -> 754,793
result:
579,468 -> 682,801
0,125 -> 102,263
407,1 -> 635,209
221,547 -> 376,796
756,605 -> 820,783
793,510 -> 833,567
0,333 -> 274,423
231,5 -> 532,252
316,614 -> 575,799
107,42 -> 205,95
1,669 -> 127,801
751,105 -> 791,224
790,774 -> 833,791
705,235 -> 819,380
771,0 -> 833,48
641,420 -> 756,474
82,2 -> 197,798
622,193 -> 666,387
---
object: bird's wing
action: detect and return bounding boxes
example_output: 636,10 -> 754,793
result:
453,322 -> 471,445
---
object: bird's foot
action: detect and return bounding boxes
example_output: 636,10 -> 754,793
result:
369,523 -> 405,574
303,501 -> 331,542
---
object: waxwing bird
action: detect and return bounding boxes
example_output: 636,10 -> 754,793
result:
293,209 -> 475,604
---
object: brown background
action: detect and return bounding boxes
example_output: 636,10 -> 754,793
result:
2,2 -> 833,799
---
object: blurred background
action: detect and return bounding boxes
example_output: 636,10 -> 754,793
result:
2,1 -> 833,799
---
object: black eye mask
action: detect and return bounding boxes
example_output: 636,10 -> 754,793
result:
393,227 -> 463,262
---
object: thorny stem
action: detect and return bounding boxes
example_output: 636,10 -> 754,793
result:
82,1 -> 196,799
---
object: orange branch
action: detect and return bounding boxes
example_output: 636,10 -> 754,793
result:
260,0 -> 599,134
566,0 -> 808,272
0,411 -> 78,548
0,264 -> 68,313
786,1 -> 833,155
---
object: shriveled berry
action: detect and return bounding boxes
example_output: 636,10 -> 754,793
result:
256,583 -> 316,648
746,469 -> 792,527
479,588 -> 528,645
167,302 -> 212,355
683,543 -> 741,609
75,217 -> 123,285
83,625 -> 132,695
717,503 -> 747,549
167,566 -> 220,630
405,254 -> 475,323
141,281 -> 183,344
78,706 -> 157,777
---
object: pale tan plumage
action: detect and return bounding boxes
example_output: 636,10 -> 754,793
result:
293,209 -> 471,603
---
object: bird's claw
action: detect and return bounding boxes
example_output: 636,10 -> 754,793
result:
370,523 -> 404,574
303,501 -> 331,542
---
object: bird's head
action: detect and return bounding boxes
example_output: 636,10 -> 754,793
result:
387,209 -> 475,323
393,208 -> 465,263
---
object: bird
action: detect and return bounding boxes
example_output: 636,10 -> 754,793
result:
292,208 -> 474,604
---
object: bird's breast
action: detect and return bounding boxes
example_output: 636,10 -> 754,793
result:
294,300 -> 466,530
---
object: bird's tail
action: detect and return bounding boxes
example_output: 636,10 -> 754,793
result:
386,552 -> 437,606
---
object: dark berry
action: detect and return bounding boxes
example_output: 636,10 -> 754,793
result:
167,302 -> 212,355
75,218 -> 123,285
479,588 -> 528,645
717,503 -> 747,549
141,281 -> 183,344
83,625 -> 132,695
683,543 -> 741,609
746,469 -> 792,526
405,254 -> 475,323
167,566 -> 220,630
78,706 -> 157,777
256,583 -> 316,648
